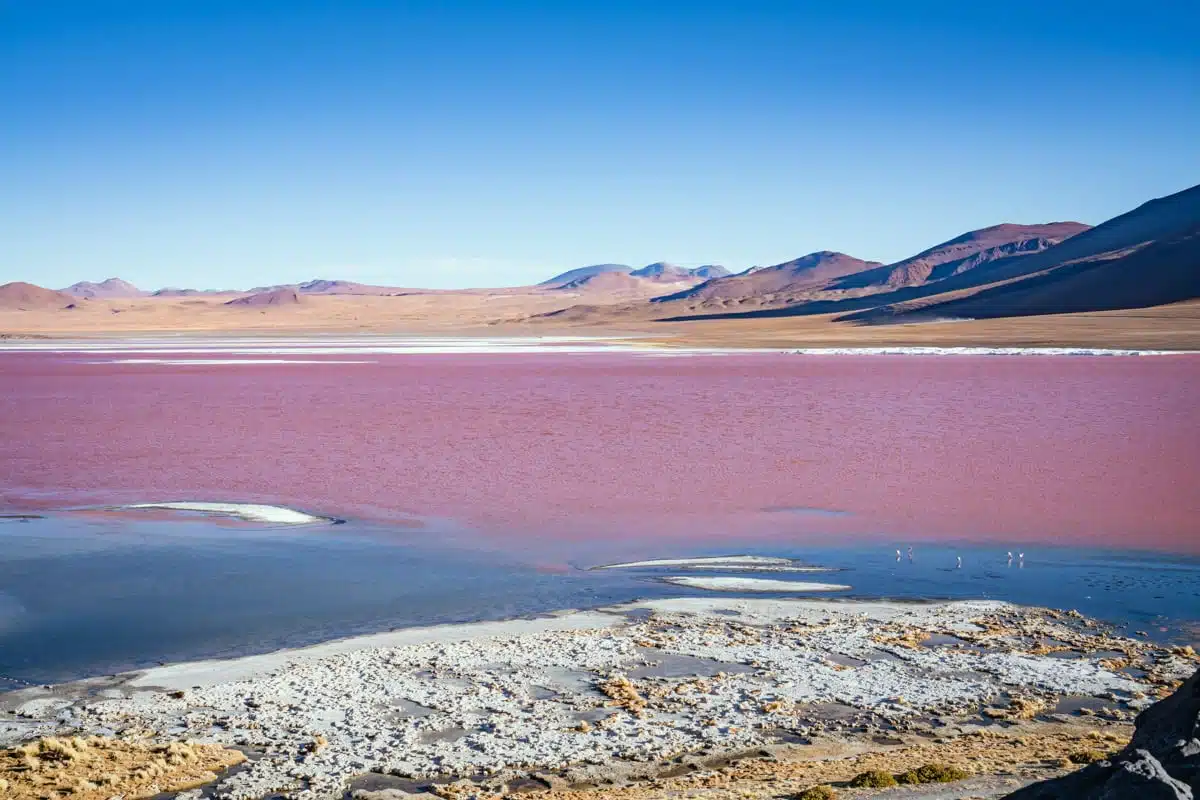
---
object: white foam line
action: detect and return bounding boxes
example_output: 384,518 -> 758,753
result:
104,359 -> 374,365
123,502 -> 328,525
782,347 -> 1194,356
662,576 -> 852,593
2,337 -> 1195,356
593,555 -> 795,570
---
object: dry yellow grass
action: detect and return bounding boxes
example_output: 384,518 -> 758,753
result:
479,724 -> 1132,800
0,735 -> 245,800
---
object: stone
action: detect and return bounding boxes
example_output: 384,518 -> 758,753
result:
1005,668 -> 1200,799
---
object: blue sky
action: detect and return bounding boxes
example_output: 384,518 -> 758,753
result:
3,1 -> 1198,290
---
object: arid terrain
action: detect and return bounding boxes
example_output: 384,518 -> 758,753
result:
3,184 -> 1197,349
2,289 -> 1198,351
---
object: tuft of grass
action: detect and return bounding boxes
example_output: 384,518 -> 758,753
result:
895,763 -> 971,784
35,737 -> 79,764
847,769 -> 898,788
1068,750 -> 1107,765
795,785 -> 837,800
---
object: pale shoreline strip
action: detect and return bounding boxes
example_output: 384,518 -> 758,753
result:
119,597 -> 981,690
593,555 -> 795,570
661,576 -> 853,592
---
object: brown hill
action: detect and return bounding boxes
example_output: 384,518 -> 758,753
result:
547,271 -> 645,291
224,288 -> 303,307
0,282 -> 77,310
897,221 -> 1200,320
653,251 -> 882,309
831,223 -> 1089,290
540,264 -> 634,287
851,183 -> 1200,322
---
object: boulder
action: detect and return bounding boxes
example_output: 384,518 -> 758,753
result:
1004,668 -> 1199,799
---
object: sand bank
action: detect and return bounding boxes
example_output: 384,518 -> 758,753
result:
3,597 -> 1195,799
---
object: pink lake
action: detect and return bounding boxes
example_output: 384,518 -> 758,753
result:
1,352 -> 1197,557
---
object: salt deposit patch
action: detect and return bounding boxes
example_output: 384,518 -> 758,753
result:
4,597 -> 1166,800
122,502 -> 329,525
661,576 -> 852,592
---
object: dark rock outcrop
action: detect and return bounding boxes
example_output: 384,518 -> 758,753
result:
1005,667 -> 1199,799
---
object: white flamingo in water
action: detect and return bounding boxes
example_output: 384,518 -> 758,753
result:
956,556 -> 963,569
896,549 -> 902,560
907,546 -> 914,561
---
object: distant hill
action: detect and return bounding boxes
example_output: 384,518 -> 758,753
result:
863,184 -> 1200,321
62,277 -> 144,298
653,251 -> 882,308
644,188 -> 1199,325
630,262 -> 732,281
552,271 -> 646,291
0,281 -> 77,310
245,279 -> 405,296
152,287 -> 236,297
831,223 -> 1090,291
539,264 -> 633,287
690,265 -> 732,279
224,288 -> 303,307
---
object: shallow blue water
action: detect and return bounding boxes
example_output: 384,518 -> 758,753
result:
1,514 -> 1198,688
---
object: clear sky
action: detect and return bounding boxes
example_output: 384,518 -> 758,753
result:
3,0 -> 1198,290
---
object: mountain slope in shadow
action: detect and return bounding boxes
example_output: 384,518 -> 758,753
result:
657,183 -> 1199,324
847,182 -> 1200,323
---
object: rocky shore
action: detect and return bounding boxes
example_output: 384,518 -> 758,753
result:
2,597 -> 1197,799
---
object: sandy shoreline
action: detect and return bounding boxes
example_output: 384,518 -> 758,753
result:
3,595 -> 1196,799
2,294 -> 1200,352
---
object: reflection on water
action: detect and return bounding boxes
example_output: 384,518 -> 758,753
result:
1,513 -> 1198,688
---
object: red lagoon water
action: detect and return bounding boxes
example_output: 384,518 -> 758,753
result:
1,353 -> 1197,556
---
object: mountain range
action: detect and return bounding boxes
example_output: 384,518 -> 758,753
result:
3,183 -> 1197,324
